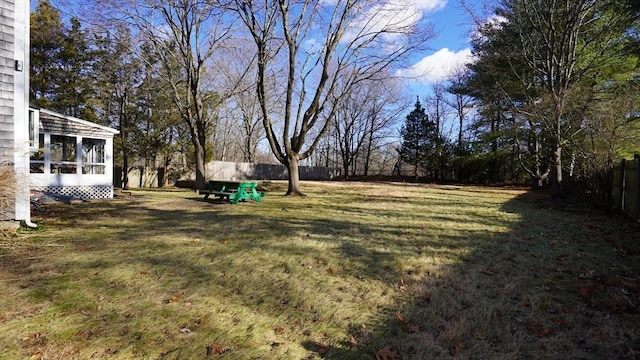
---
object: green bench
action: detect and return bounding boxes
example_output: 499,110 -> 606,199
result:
201,181 -> 265,204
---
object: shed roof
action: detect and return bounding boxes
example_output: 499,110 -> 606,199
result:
36,108 -> 119,137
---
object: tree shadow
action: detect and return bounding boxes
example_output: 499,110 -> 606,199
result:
306,189 -> 640,359
2,186 -> 639,359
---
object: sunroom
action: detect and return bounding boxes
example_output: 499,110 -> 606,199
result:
29,108 -> 119,199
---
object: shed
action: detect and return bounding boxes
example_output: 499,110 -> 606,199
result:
29,108 -> 119,199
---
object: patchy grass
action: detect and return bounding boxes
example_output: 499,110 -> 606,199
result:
0,181 -> 639,359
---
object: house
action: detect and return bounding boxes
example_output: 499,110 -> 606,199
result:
29,108 -> 118,200
0,0 -> 31,226
1,1 -> 118,228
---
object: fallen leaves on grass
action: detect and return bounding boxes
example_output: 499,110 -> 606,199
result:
22,332 -> 47,346
347,336 -> 358,347
164,293 -> 182,304
452,342 -> 464,354
527,322 -> 555,337
317,344 -> 331,355
552,317 -> 567,327
473,332 -> 485,340
30,350 -> 45,360
205,343 -> 225,357
579,285 -> 598,303
396,313 -> 420,333
375,345 -> 399,360
518,300 -> 532,308
578,270 -> 596,279
480,267 -> 494,275
399,278 -> 406,292
413,284 -> 432,301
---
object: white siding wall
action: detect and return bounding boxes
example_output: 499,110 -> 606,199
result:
0,0 -> 29,222
13,0 -> 29,220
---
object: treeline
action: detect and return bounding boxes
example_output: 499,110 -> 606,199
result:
31,0 -> 639,196
31,0 -> 433,193
395,0 -> 639,196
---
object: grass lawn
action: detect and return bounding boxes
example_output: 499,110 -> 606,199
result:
1,181 -> 639,359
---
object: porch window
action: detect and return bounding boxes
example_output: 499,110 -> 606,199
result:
82,138 -> 106,174
29,133 -> 45,173
30,134 -> 109,175
29,109 -> 40,152
50,135 -> 77,174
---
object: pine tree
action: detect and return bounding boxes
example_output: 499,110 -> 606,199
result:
55,17 -> 95,120
30,1 -> 97,120
399,97 -> 438,179
30,0 -> 65,109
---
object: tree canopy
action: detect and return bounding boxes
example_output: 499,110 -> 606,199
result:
28,0 -> 639,198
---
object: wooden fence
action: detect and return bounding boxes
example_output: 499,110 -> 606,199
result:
115,161 -> 340,189
205,161 -> 339,181
611,154 -> 640,221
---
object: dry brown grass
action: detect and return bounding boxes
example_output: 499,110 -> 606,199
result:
0,163 -> 16,221
0,181 -> 639,359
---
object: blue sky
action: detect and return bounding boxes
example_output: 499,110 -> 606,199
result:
36,0 -> 488,99
396,0 -> 486,97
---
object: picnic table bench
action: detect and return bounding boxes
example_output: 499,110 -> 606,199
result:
201,180 -> 265,204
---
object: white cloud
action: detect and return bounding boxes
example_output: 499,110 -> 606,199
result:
344,0 -> 447,43
408,0 -> 448,12
469,14 -> 508,43
397,47 -> 474,83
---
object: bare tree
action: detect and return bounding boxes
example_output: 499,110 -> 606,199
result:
332,76 -> 404,178
443,66 -> 474,153
361,96 -> 405,177
91,0 -> 234,190
333,88 -> 369,179
215,43 -> 264,163
235,0 -> 434,195
93,26 -> 142,190
423,82 -> 450,139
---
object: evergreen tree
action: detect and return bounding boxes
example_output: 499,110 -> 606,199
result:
30,0 -> 65,109
55,17 -> 95,120
399,97 -> 438,179
30,0 -> 97,119
92,27 -> 143,190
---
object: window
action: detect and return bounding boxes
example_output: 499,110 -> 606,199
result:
82,138 -> 106,174
29,109 -> 39,152
29,134 -> 109,176
29,133 -> 45,173
50,135 -> 77,174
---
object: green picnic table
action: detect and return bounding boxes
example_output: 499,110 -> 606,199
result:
201,180 -> 265,204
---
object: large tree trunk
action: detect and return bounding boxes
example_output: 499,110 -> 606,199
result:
286,156 -> 303,196
193,140 -> 207,190
342,148 -> 350,180
162,155 -> 172,187
364,130 -> 373,177
122,154 -> 129,190
550,103 -> 564,197
551,140 -> 564,198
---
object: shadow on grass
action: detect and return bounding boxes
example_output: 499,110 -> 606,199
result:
309,190 -> 640,360
2,186 -> 639,359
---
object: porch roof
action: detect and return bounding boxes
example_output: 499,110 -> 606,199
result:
36,108 -> 119,137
